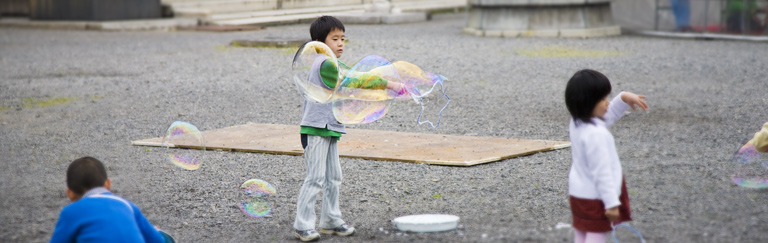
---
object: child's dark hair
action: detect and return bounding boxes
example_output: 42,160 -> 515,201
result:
310,16 -> 345,42
66,157 -> 108,195
564,69 -> 612,124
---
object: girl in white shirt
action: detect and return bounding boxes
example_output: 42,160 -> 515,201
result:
564,69 -> 648,243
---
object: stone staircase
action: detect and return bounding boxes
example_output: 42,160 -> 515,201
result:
161,0 -> 466,26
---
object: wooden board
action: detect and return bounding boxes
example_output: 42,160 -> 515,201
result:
131,123 -> 570,166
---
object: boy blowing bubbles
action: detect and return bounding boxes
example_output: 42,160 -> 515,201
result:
293,16 -> 404,242
50,157 -> 173,243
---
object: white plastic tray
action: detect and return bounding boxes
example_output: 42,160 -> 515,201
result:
392,214 -> 460,232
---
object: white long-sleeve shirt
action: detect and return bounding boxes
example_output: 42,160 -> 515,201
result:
568,92 -> 630,209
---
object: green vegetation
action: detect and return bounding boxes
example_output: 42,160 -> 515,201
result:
518,45 -> 623,58
22,96 -> 77,108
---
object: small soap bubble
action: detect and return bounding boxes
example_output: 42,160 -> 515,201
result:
238,179 -> 276,218
240,179 -> 276,196
161,121 -> 205,170
239,199 -> 271,218
730,143 -> 768,188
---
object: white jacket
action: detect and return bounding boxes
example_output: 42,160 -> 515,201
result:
568,92 -> 629,209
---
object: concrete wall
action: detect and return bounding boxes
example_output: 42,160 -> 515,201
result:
464,0 -> 620,37
466,3 -> 615,30
0,0 -> 30,16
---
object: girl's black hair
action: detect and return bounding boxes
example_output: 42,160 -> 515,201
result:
310,16 -> 345,42
564,69 -> 612,124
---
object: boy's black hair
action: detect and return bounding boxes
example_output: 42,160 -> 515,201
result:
66,157 -> 108,195
564,69 -> 612,124
310,16 -> 345,42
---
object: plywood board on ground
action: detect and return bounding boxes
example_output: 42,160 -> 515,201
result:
131,123 -> 570,166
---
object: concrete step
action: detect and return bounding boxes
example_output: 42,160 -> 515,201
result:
166,0 -> 275,17
208,4 -> 363,21
392,0 -> 466,12
210,9 -> 364,25
0,17 -> 198,31
165,0 -> 362,16
163,0 -> 467,26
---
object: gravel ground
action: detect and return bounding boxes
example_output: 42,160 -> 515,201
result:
2,13 -> 768,242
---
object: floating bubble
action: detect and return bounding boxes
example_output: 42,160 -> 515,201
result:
240,179 -> 276,197
161,121 -> 205,170
239,199 -> 271,218
291,41 -> 450,128
730,143 -> 768,188
238,179 -> 275,218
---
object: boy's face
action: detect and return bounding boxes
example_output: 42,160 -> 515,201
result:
323,28 -> 345,58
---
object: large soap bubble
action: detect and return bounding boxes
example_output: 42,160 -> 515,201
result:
730,143 -> 768,188
291,41 -> 449,128
332,55 -> 401,124
291,41 -> 340,104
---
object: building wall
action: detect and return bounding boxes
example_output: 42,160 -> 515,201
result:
0,0 -> 31,16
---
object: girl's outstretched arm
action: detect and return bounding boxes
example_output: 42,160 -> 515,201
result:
620,92 -> 648,112
603,91 -> 648,127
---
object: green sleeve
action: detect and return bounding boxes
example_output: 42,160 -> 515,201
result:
323,60 -> 388,90
320,60 -> 338,89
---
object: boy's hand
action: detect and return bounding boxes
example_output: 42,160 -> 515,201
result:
605,207 -> 620,222
620,92 -> 648,112
387,82 -> 407,95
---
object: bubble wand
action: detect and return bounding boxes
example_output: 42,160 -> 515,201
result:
611,222 -> 646,243
411,75 -> 450,129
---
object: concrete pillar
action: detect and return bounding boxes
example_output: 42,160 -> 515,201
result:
463,0 -> 621,38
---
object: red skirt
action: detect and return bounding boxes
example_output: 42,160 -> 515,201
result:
569,178 -> 632,232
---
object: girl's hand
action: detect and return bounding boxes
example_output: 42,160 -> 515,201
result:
605,207 -> 620,222
620,92 -> 648,112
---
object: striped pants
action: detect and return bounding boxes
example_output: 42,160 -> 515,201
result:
293,135 -> 345,230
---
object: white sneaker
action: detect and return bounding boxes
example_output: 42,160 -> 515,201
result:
320,223 -> 355,236
294,229 -> 320,241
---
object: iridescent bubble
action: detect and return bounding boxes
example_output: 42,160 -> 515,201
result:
240,179 -> 276,197
332,55 -> 400,124
730,143 -> 768,188
291,41 -> 340,104
161,121 -> 205,170
291,41 -> 450,128
238,179 -> 275,218
239,199 -> 271,218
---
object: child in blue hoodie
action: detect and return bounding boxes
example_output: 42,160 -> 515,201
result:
50,157 -> 174,243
